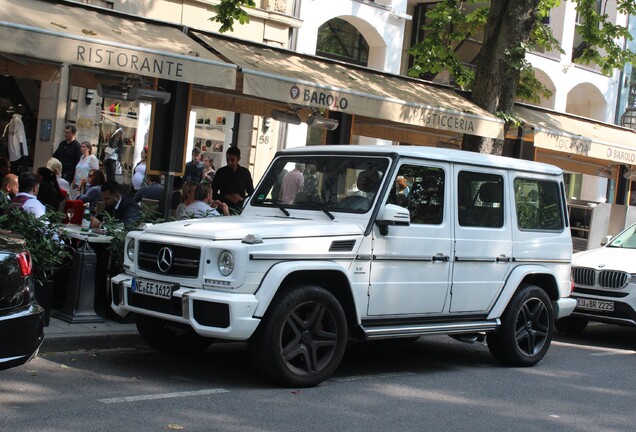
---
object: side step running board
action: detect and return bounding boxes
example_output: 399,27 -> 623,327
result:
359,319 -> 500,340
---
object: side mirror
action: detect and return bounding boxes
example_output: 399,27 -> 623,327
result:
376,204 -> 410,235
600,235 -> 612,247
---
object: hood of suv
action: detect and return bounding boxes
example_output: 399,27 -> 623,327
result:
141,215 -> 365,240
573,247 -> 636,273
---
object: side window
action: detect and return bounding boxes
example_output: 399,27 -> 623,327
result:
386,164 -> 445,225
514,178 -> 564,231
458,171 -> 504,228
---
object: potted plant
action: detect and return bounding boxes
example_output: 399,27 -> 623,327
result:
0,201 -> 72,324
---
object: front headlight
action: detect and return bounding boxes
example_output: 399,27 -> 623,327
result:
218,250 -> 234,276
126,239 -> 135,262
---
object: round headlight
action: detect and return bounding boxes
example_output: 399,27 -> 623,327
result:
126,240 -> 135,261
218,250 -> 234,276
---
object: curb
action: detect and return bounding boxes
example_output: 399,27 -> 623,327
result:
41,332 -> 144,352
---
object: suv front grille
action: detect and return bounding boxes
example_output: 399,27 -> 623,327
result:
572,267 -> 596,286
598,271 -> 630,289
572,267 -> 630,289
138,241 -> 200,277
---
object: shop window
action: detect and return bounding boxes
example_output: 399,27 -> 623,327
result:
190,107 -> 233,171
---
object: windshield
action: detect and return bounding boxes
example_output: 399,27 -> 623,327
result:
608,224 -> 636,248
251,155 -> 390,213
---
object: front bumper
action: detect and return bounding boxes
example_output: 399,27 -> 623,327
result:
568,289 -> 636,327
553,297 -> 577,320
110,274 -> 260,340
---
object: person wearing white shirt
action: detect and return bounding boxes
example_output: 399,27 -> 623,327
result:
11,172 -> 46,218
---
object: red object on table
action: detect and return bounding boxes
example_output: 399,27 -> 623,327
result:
63,200 -> 85,225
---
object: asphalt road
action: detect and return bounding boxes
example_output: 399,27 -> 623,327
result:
1,323 -> 634,432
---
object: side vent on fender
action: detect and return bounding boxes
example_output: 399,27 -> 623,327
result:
329,240 -> 356,252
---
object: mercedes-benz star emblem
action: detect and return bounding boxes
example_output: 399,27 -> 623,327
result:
157,247 -> 174,273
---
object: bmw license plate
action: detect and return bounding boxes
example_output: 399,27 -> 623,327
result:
577,298 -> 614,312
131,278 -> 176,300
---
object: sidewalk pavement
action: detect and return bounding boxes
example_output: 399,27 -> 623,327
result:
41,312 -> 143,352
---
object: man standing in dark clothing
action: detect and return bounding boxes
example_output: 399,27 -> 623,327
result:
212,146 -> 254,213
52,124 -> 81,184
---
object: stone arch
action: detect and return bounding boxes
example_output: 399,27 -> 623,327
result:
532,68 -> 556,109
566,83 -> 607,121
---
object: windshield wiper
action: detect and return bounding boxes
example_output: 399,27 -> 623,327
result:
310,202 -> 335,220
276,205 -> 290,217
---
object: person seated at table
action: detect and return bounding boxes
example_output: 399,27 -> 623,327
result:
36,167 -> 67,212
12,172 -> 46,218
158,175 -> 183,214
91,180 -> 139,228
175,180 -> 197,220
77,169 -> 106,210
1,173 -> 18,202
134,174 -> 163,203
46,157 -> 70,193
184,182 -> 229,219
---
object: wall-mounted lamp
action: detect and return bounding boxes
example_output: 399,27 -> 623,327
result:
97,83 -> 171,104
624,169 -> 636,180
307,111 -> 339,131
85,89 -> 94,105
596,167 -> 613,179
271,109 -> 301,125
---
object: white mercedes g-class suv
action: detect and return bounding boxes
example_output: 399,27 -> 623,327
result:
111,145 -> 575,387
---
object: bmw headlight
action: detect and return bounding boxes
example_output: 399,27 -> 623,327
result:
126,239 -> 135,262
218,250 -> 234,276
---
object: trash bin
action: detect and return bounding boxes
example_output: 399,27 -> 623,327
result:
53,241 -> 104,323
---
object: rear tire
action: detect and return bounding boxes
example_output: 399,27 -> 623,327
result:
248,284 -> 347,387
555,316 -> 588,335
136,315 -> 213,355
487,284 -> 554,366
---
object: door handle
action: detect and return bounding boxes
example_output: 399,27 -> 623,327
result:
432,253 -> 449,262
496,255 -> 512,263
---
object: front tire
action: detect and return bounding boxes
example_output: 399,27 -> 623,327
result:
248,284 -> 347,387
136,315 -> 213,355
487,284 -> 554,367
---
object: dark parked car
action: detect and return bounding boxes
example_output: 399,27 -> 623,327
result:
0,231 -> 44,371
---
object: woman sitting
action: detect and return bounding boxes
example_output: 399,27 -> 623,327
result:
77,169 -> 106,210
36,167 -> 66,212
175,180 -> 198,220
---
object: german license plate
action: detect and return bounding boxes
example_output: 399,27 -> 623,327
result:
131,278 -> 176,299
577,298 -> 614,312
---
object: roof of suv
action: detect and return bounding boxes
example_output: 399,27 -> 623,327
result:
277,145 -> 563,176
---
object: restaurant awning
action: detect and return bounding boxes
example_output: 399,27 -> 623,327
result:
515,105 -> 636,166
192,32 -> 504,140
0,0 -> 236,90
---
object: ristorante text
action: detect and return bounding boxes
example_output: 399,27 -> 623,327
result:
77,46 -> 184,78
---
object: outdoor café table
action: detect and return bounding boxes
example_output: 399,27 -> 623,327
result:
54,225 -> 113,323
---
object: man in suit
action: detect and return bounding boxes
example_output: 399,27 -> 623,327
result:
91,180 -> 139,228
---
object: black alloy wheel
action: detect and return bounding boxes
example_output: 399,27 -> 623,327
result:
248,284 -> 347,387
487,284 -> 554,366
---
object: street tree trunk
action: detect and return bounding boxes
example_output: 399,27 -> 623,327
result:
462,0 -> 541,154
